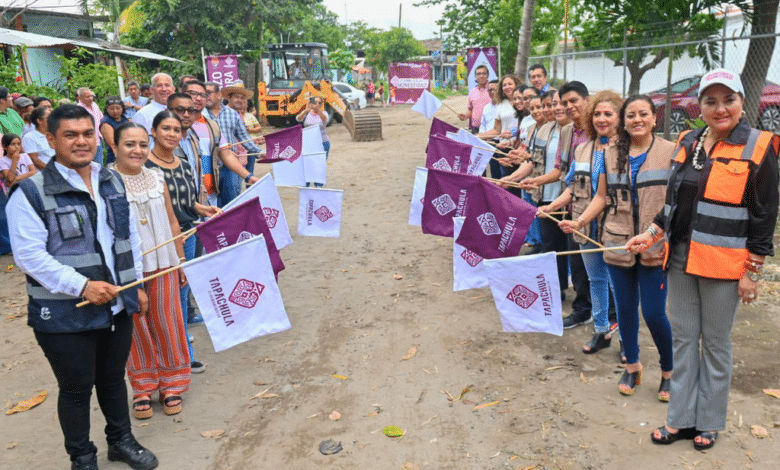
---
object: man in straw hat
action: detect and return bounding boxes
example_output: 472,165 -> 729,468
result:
204,80 -> 263,206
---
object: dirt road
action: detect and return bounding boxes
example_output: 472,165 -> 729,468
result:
1,97 -> 779,470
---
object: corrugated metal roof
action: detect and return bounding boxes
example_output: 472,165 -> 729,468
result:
0,27 -> 181,62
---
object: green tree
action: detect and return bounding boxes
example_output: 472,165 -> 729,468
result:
578,0 -> 751,96
364,27 -> 426,72
56,47 -> 121,104
277,3 -> 346,50
345,21 -> 380,51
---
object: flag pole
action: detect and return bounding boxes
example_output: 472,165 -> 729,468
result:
483,176 -> 523,188
76,264 -> 182,308
141,227 -> 197,256
536,209 -> 606,248
220,137 -> 262,149
556,246 -> 626,256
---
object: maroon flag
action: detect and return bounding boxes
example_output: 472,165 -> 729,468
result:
430,118 -> 458,139
421,168 -> 482,237
196,198 -> 285,275
259,125 -> 303,163
426,135 -> 472,174
455,179 -> 537,259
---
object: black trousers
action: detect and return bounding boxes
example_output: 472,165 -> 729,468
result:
34,311 -> 134,460
539,216 -> 569,293
567,234 -> 593,316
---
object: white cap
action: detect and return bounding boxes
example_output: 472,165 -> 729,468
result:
698,68 -> 744,98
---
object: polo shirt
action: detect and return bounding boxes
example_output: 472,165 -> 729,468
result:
0,108 -> 24,135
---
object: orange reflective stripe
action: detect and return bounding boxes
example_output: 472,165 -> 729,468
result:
686,240 -> 747,280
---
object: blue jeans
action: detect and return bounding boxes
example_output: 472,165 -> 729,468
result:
607,262 -> 673,371
180,234 -> 197,362
308,140 -> 331,188
579,242 -> 613,333
521,191 -> 541,246
218,165 -> 241,207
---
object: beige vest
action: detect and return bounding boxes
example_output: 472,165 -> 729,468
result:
570,138 -> 615,245
601,137 -> 675,267
528,121 -> 555,203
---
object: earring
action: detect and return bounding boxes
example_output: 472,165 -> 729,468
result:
741,110 -> 746,117
698,114 -> 703,120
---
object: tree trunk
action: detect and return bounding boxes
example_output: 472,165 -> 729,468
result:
741,0 -> 779,127
514,0 -> 537,83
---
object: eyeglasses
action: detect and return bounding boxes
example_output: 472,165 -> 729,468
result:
171,106 -> 197,115
475,72 -> 488,76
186,91 -> 208,99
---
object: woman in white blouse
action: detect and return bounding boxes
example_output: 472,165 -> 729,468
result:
21,106 -> 55,169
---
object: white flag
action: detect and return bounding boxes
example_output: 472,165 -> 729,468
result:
408,167 -> 427,226
297,188 -> 343,237
445,130 -> 491,176
411,90 -> 442,119
453,217 -> 488,291
222,173 -> 293,250
272,156 -> 306,187
303,152 -> 327,185
484,252 -> 563,336
182,236 -> 291,352
302,125 -> 326,154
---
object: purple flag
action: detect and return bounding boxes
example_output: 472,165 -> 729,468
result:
426,135 -> 471,174
430,118 -> 459,139
421,168 -> 481,237
455,179 -> 537,259
196,198 -> 285,275
259,125 -> 303,164
206,55 -> 239,88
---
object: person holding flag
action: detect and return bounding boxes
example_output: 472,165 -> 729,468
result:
112,122 -> 191,418
145,111 -> 221,373
543,90 -> 623,355
559,95 -> 676,399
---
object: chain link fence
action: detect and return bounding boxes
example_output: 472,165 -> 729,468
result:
530,31 -> 780,137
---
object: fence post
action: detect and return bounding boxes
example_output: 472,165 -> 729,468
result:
722,9 -> 728,68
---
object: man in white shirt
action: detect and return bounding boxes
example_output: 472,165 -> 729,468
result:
478,80 -> 500,134
133,73 -> 174,135
76,87 -> 104,162
6,104 -> 159,470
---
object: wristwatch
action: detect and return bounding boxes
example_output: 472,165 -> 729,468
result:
747,270 -> 762,282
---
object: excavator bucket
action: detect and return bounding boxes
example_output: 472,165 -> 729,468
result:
343,109 -> 383,142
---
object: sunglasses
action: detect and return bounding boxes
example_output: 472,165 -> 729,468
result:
171,106 -> 197,115
106,99 -> 123,105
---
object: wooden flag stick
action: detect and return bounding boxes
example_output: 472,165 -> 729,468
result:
141,227 -> 197,256
556,246 -> 626,256
220,137 -> 259,149
536,209 -> 606,249
483,176 -> 523,189
440,101 -> 461,117
76,264 -> 182,308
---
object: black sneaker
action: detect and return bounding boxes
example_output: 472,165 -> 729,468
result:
191,361 -> 206,374
107,434 -> 158,470
563,313 -> 593,329
71,453 -> 98,470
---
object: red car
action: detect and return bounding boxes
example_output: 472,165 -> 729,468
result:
648,75 -> 780,134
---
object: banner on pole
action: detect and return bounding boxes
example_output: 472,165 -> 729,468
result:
409,167 -> 428,226
206,55 -> 240,89
297,188 -> 344,237
466,47 -> 498,91
484,252 -> 563,335
388,62 -> 431,104
182,236 -> 291,352
453,217 -> 488,291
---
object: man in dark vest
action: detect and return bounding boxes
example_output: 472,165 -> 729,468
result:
7,104 -> 158,470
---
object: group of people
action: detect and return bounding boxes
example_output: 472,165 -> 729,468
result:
464,64 -> 779,452
1,71 -> 334,470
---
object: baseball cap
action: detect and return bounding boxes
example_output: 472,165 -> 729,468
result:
14,96 -> 33,108
698,68 -> 744,98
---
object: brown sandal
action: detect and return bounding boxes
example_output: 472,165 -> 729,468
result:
160,394 -> 182,416
133,396 -> 153,420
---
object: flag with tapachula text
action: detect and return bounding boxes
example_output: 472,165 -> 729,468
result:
455,178 -> 536,259
297,188 -> 343,237
421,168 -> 481,237
182,235 -> 291,352
221,173 -> 293,250
453,217 -> 488,291
445,131 -> 493,176
409,167 -> 427,226
259,125 -> 303,164
196,198 -> 284,276
430,117 -> 458,139
484,252 -> 563,335
426,135 -> 471,174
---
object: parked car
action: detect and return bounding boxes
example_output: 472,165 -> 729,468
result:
332,82 -> 367,109
648,75 -> 780,134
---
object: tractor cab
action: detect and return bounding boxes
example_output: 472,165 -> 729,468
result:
266,43 -> 332,94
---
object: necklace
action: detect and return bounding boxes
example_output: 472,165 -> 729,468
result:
152,150 -> 175,165
692,127 -> 709,171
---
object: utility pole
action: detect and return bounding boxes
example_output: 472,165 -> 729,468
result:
398,4 -> 402,28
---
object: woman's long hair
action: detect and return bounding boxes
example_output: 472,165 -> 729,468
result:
616,95 -> 657,174
496,74 -> 521,103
